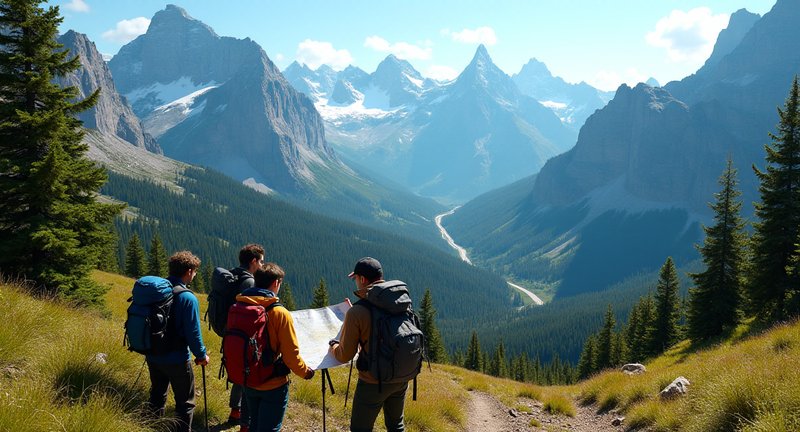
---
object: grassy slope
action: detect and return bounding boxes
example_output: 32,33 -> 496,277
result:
2,272 -> 798,431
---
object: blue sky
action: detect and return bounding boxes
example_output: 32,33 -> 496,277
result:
53,0 -> 775,91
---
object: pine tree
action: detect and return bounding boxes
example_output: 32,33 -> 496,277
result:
280,281 -> 297,311
310,278 -> 329,308
96,223 -> 120,273
750,77 -> 800,319
147,232 -> 168,277
688,159 -> 747,341
611,332 -> 628,367
577,334 -> 597,379
124,233 -> 147,279
632,294 -> 657,359
191,267 -> 206,293
652,257 -> 682,354
595,304 -> 616,370
465,331 -> 482,371
0,0 -> 123,305
490,340 -> 508,378
419,289 -> 447,363
201,261 -> 214,294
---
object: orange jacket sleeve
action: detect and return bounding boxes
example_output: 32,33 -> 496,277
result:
333,304 -> 370,363
274,307 -> 312,377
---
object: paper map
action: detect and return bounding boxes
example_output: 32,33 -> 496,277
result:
290,301 -> 352,370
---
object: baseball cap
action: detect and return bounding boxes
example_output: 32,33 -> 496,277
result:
348,257 -> 383,280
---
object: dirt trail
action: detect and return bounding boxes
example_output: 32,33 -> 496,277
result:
465,390 -> 626,432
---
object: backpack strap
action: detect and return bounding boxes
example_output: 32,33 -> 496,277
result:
354,299 -> 384,392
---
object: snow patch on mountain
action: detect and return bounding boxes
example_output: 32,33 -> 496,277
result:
243,178 -> 274,195
124,77 -> 220,114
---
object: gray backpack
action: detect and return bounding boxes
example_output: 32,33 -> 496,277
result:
355,280 -> 426,395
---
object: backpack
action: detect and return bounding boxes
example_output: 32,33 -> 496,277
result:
123,276 -> 190,355
355,280 -> 425,393
220,300 -> 290,387
207,267 -> 253,337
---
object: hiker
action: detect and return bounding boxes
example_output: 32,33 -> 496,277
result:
227,243 -> 265,427
329,257 -> 422,432
146,251 -> 209,432
236,263 -> 315,432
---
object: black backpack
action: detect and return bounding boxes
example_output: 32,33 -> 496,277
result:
207,267 -> 253,337
123,276 -> 190,355
356,280 -> 426,395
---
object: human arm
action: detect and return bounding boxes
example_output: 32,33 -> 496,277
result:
180,292 -> 208,361
274,308 -> 314,379
331,305 -> 368,363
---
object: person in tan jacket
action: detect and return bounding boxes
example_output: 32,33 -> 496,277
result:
236,263 -> 314,432
329,257 -> 410,432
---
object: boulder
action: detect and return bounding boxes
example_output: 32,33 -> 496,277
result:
660,376 -> 690,400
621,363 -> 646,375
612,417 -> 625,426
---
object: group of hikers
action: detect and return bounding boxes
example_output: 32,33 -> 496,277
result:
126,244 -> 422,432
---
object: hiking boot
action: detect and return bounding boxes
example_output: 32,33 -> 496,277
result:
228,408 -> 241,423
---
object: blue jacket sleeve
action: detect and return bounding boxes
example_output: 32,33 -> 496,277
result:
180,293 -> 207,359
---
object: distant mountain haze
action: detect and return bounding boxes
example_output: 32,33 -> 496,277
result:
447,0 -> 798,299
287,44 -> 580,203
56,31 -> 161,154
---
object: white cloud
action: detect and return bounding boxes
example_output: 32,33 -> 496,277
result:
63,0 -> 90,12
589,68 -> 650,92
101,17 -> 150,44
646,7 -> 729,62
296,39 -> 352,70
363,36 -> 432,60
443,26 -> 498,46
425,65 -> 459,82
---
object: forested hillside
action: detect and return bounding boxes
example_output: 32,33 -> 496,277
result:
101,167 -> 511,334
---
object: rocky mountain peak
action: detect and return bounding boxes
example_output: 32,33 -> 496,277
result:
700,8 -> 760,71
518,58 -> 552,78
56,30 -> 160,153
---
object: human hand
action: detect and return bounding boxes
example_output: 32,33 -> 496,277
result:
305,369 -> 315,380
194,355 -> 210,366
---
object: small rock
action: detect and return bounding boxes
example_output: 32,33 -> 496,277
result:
660,376 -> 691,400
1,365 -> 23,379
612,416 -> 625,426
93,352 -> 108,364
509,409 -> 518,418
621,363 -> 646,375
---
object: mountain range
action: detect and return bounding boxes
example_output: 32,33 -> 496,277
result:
57,5 -> 445,246
445,2 -> 798,299
284,46 -> 591,203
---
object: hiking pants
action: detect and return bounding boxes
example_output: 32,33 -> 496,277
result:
146,360 -> 196,432
244,383 -> 290,432
350,380 -> 409,432
230,383 -> 250,426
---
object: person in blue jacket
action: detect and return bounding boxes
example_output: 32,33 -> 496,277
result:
145,250 -> 210,432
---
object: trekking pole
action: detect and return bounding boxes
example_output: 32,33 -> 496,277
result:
321,368 -> 327,432
201,364 -> 209,432
344,359 -> 353,411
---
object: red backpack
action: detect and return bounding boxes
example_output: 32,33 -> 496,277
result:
220,301 -> 289,386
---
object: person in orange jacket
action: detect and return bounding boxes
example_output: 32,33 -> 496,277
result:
235,263 -> 315,432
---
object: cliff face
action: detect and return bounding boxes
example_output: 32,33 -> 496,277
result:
57,31 -> 160,153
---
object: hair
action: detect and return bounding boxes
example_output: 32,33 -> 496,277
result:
168,251 -> 201,277
254,262 -> 285,288
239,243 -> 265,267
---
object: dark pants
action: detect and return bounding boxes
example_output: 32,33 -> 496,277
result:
350,380 -> 408,432
244,383 -> 290,432
230,383 -> 250,425
147,360 -> 196,432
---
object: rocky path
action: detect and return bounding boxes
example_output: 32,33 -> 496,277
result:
464,390 -> 626,432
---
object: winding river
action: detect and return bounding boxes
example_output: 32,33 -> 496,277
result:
435,207 -> 544,306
